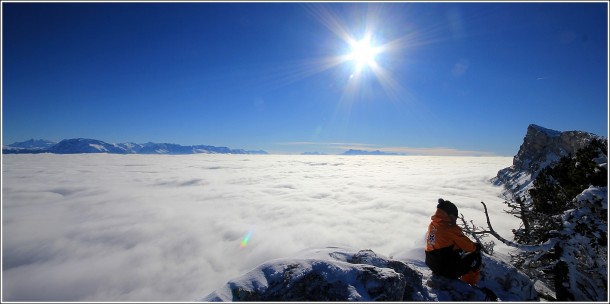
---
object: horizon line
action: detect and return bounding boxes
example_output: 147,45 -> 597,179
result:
275,141 -> 505,157
3,137 -> 511,157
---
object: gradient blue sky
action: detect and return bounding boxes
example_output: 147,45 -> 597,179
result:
2,1 -> 608,155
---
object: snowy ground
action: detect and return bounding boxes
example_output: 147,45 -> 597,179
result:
2,154 -> 516,301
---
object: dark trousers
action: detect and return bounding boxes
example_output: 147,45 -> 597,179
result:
425,246 -> 482,279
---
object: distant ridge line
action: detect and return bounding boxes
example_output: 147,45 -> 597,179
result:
2,138 -> 268,155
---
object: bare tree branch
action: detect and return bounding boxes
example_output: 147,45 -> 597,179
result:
480,201 -> 556,252
480,201 -> 519,247
458,213 -> 491,255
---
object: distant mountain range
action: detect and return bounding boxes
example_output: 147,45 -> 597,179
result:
341,149 -> 404,156
301,152 -> 327,155
3,139 -> 412,156
2,138 -> 268,155
5,139 -> 57,149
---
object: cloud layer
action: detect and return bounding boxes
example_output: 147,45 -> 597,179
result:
2,154 -> 514,301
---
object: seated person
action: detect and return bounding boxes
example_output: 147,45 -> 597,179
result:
425,198 -> 482,285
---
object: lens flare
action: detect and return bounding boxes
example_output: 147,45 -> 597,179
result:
240,231 -> 253,248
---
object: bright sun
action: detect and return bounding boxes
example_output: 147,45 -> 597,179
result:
298,5 -> 412,104
347,35 -> 381,72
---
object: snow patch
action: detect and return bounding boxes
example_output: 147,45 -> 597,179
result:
89,144 -> 108,152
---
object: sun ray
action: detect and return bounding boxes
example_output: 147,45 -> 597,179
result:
254,55 -> 349,90
262,4 -> 432,107
305,4 -> 355,46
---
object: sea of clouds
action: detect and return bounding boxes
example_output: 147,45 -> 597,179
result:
2,154 -> 516,301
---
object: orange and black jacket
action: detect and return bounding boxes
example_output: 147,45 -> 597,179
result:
425,208 -> 477,277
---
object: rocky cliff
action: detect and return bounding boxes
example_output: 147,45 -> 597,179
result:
493,124 -> 603,196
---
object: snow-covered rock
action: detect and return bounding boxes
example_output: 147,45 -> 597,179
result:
492,124 -> 603,197
556,186 -> 608,301
490,124 -> 607,301
202,247 -> 537,302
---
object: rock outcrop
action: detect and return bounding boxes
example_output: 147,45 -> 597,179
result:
202,247 -> 537,302
493,124 -> 603,195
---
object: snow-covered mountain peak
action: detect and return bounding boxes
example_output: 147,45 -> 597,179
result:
528,124 -> 561,137
3,138 -> 267,155
5,139 -> 57,149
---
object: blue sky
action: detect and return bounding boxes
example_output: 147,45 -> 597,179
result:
2,1 -> 608,155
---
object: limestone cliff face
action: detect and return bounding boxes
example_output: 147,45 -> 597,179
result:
493,124 -> 602,195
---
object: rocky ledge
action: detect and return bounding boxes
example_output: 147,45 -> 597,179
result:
202,247 -> 537,301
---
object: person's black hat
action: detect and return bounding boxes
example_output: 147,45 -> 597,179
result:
437,198 -> 458,217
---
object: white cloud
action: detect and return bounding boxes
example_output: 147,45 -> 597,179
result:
2,154 -> 515,301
